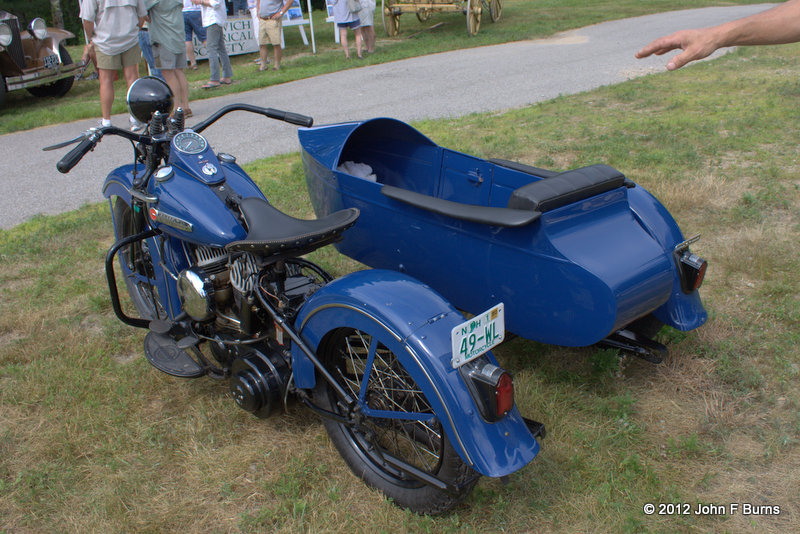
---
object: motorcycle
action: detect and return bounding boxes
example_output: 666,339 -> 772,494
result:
299,117 -> 709,362
44,77 -> 544,515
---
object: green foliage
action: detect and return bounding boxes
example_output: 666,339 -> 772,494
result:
5,0 -> 83,40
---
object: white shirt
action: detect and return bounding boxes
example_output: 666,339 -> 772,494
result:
80,0 -> 146,56
200,0 -> 227,27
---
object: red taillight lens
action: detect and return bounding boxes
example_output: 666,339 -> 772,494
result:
463,362 -> 515,421
495,372 -> 514,416
679,251 -> 708,293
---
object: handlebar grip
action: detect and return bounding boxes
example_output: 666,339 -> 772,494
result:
281,112 -> 314,128
57,136 -> 97,174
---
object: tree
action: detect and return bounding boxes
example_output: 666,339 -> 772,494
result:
50,0 -> 64,29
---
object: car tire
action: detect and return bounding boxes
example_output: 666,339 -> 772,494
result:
26,44 -> 75,98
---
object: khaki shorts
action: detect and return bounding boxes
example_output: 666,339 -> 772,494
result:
95,44 -> 141,70
258,18 -> 282,46
153,43 -> 187,70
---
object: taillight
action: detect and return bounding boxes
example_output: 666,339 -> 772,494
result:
678,251 -> 708,293
494,371 -> 514,417
461,360 -> 515,422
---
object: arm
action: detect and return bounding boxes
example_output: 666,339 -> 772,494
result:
270,0 -> 292,19
636,0 -> 800,70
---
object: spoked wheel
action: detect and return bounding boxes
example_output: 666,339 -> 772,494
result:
466,0 -> 481,36
314,327 -> 477,513
416,8 -> 431,22
382,0 -> 400,36
488,0 -> 501,22
113,199 -> 165,320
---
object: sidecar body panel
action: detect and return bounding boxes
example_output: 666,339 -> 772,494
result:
300,118 -> 706,347
292,269 -> 540,478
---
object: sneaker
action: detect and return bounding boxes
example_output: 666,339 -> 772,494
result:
129,115 -> 146,133
99,118 -> 112,128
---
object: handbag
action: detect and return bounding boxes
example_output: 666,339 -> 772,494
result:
347,0 -> 362,13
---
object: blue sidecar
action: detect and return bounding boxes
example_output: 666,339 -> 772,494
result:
299,118 -> 708,352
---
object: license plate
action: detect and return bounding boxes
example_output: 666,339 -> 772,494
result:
43,54 -> 59,69
451,303 -> 505,368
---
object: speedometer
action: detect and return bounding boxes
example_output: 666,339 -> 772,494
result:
173,131 -> 208,155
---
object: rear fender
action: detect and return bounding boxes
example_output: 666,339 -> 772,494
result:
628,186 -> 707,331
292,269 -> 540,477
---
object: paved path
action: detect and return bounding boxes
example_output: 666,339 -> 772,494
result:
0,4 -> 773,229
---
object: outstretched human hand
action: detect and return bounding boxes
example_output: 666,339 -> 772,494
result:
635,28 -> 721,70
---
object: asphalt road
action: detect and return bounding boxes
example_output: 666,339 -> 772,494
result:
0,4 -> 773,229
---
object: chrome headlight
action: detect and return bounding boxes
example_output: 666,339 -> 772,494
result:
0,23 -> 12,47
28,18 -> 47,40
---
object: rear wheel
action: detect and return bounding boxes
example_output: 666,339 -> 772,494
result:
382,0 -> 400,36
113,199 -> 164,320
314,327 -> 477,513
466,0 -> 481,35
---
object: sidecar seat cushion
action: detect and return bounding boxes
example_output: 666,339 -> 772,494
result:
507,164 -> 630,212
226,197 -> 360,256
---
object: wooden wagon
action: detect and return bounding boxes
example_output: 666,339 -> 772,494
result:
381,0 -> 502,36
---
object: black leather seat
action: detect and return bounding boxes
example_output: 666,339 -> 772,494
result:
507,164 -> 632,212
226,197 -> 359,257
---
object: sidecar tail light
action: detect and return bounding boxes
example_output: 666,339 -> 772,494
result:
679,251 -> 708,293
494,371 -> 515,417
462,361 -> 515,422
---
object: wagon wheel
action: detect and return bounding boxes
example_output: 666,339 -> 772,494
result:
382,0 -> 400,36
466,0 -> 481,36
416,8 -> 432,22
489,0 -> 502,22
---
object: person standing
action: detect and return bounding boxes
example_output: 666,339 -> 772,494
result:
193,0 -> 233,88
183,0 -> 205,69
256,0 -> 292,70
79,0 -> 148,130
358,0 -> 375,54
146,0 -> 192,116
331,0 -> 362,60
138,20 -> 164,80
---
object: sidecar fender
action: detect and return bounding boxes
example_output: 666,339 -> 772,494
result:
292,269 -> 540,477
628,186 -> 707,331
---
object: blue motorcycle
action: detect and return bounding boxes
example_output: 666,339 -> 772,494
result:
45,78 -> 543,514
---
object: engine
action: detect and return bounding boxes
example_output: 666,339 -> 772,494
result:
177,245 -> 259,331
176,245 -> 329,417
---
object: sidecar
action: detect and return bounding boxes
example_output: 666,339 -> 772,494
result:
299,118 -> 707,349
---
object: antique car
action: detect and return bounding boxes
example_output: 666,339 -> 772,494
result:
0,11 -> 84,107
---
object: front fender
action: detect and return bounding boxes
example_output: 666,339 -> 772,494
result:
292,269 -> 540,477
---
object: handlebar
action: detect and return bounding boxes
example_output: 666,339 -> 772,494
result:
192,104 -> 314,133
56,133 -> 100,174
50,104 -> 314,173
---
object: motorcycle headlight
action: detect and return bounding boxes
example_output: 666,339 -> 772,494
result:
28,18 -> 47,40
0,23 -> 12,47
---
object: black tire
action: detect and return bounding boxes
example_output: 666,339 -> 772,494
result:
113,199 -> 164,320
314,327 -> 477,514
627,313 -> 664,339
27,44 -> 75,98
